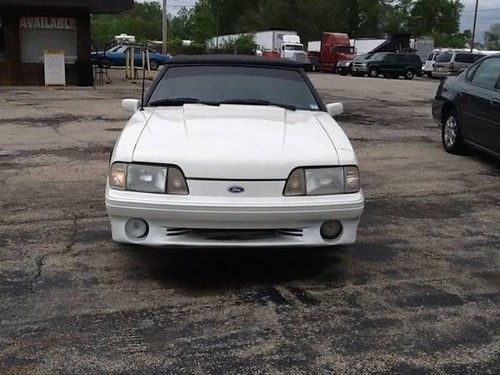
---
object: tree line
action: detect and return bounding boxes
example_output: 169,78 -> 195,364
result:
91,0 -> 496,50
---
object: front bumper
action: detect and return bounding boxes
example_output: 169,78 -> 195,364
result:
432,70 -> 450,79
106,187 -> 364,248
352,66 -> 368,73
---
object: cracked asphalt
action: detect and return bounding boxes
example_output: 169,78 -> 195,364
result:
0,72 -> 499,374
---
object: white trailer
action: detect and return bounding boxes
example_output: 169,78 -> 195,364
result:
208,30 -> 307,63
352,39 -> 386,55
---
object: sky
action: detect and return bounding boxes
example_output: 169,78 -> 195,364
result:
157,0 -> 500,42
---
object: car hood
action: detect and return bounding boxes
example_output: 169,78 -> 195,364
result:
132,104 -> 341,180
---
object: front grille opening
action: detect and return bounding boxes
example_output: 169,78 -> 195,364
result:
165,228 -> 304,240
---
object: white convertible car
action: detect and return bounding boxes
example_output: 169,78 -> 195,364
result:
106,55 -> 364,247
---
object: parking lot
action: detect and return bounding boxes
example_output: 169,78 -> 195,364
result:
1,73 -> 499,373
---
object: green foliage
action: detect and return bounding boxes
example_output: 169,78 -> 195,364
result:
167,39 -> 207,55
410,0 -> 462,36
91,0 -> 468,52
91,1 -> 162,45
484,23 -> 500,50
210,34 -> 257,55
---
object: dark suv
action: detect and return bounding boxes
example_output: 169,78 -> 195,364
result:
352,52 -> 422,80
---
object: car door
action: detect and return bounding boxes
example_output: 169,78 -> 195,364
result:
134,47 -> 144,66
113,46 -> 128,66
460,57 -> 500,152
381,53 -> 396,73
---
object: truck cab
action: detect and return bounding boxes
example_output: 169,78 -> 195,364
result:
308,32 -> 356,72
280,35 -> 307,64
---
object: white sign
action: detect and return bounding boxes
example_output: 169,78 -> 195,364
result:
20,17 -> 76,30
44,51 -> 66,86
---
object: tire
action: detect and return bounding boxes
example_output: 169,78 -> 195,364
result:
149,59 -> 159,71
442,109 -> 465,154
368,67 -> 379,78
339,69 -> 349,76
404,69 -> 414,80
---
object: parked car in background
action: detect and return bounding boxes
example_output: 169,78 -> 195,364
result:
106,55 -> 364,248
352,52 -> 422,79
432,51 -> 484,79
432,54 -> 500,158
91,45 -> 172,70
349,54 -> 373,76
423,49 -> 442,77
307,33 -> 356,72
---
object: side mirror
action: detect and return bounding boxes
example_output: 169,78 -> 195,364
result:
326,103 -> 343,117
122,99 -> 140,113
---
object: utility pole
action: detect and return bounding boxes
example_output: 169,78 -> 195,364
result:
215,0 -> 220,53
162,0 -> 168,54
471,0 -> 479,52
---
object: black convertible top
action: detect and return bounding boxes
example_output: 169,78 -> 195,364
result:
166,54 -> 303,68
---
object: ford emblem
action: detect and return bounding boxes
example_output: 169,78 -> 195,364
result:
228,186 -> 245,194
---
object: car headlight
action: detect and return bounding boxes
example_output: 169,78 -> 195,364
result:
109,163 -> 188,195
283,166 -> 360,196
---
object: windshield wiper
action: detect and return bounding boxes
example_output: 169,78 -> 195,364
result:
148,98 -> 220,107
219,99 -> 296,111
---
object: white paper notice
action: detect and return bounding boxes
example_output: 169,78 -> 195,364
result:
44,51 -> 66,86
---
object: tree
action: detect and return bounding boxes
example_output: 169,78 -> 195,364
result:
91,1 -> 162,45
410,0 -> 463,37
484,23 -> 500,50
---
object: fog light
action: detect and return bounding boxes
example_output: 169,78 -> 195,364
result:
320,220 -> 342,240
125,218 -> 149,239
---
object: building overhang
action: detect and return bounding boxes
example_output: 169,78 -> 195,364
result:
0,0 -> 134,14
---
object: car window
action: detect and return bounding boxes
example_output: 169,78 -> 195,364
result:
456,53 -> 484,64
436,52 -> 453,63
368,53 -> 387,61
384,54 -> 396,62
397,54 -> 408,63
409,55 -> 421,64
466,63 -> 480,81
471,58 -> 500,90
149,66 -> 321,111
427,52 -> 434,61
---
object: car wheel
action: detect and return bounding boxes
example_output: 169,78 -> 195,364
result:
442,110 -> 465,154
404,69 -> 414,80
339,69 -> 349,76
368,67 -> 379,78
149,59 -> 159,70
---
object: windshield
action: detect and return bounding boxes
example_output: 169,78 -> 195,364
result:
334,46 -> 355,54
148,66 -> 321,111
355,54 -> 372,62
436,52 -> 453,62
367,53 -> 388,61
285,45 -> 304,51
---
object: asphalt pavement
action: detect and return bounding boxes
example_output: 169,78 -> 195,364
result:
0,72 -> 499,374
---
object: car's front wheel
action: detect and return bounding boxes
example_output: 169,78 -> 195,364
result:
442,110 -> 465,154
404,69 -> 414,80
368,67 -> 379,78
